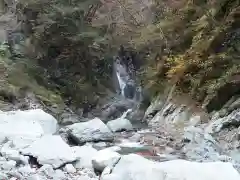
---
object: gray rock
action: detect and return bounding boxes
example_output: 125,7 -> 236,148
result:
101,98 -> 134,120
101,154 -> 240,180
60,112 -> 80,125
143,95 -> 164,120
228,98 -> 240,112
183,127 -> 221,161
92,149 -> 121,172
72,144 -> 98,169
128,133 -> 141,142
206,110 -> 240,134
67,118 -> 114,144
21,135 -> 77,168
92,142 -> 107,149
107,118 -> 133,132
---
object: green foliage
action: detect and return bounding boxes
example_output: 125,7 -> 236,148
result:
16,0 -> 112,107
136,0 -> 240,106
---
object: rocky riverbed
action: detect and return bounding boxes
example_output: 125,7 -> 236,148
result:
0,94 -> 240,180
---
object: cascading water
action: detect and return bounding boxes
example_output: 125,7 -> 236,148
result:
114,57 -> 139,100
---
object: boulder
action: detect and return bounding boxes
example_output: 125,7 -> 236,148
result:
107,118 -> 133,132
101,154 -> 240,180
67,118 -> 114,144
63,164 -> 76,173
72,144 -> 98,169
21,135 -> 76,168
0,115 -> 44,142
0,109 -> 58,143
92,149 -> 121,172
101,98 -> 134,120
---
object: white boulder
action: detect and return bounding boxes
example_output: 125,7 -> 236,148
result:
0,109 -> 58,146
72,144 -> 98,169
101,154 -> 240,180
21,135 -> 76,168
92,148 -> 121,172
67,118 -> 114,144
63,164 -> 76,173
107,118 -> 133,132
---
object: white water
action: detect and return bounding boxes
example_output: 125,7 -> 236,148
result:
120,109 -> 132,119
116,71 -> 126,97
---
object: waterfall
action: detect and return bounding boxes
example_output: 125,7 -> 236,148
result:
113,56 -> 142,101
116,71 -> 126,97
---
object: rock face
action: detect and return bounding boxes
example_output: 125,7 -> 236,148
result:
182,127 -> 222,161
206,110 -> 240,134
101,154 -> 240,180
67,118 -> 114,144
21,135 -> 76,168
92,149 -> 121,172
107,118 -> 133,132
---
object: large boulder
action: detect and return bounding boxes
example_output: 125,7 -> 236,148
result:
67,118 -> 114,144
92,148 -> 121,172
21,135 -> 76,168
0,109 -> 58,136
72,144 -> 98,169
107,118 -> 133,132
101,98 -> 134,120
101,154 -> 240,180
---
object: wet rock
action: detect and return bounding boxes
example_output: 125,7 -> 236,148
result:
123,83 -> 136,99
101,154 -> 240,180
72,144 -> 98,169
107,118 -> 133,132
92,149 -> 121,172
21,135 -> 76,168
67,118 -> 114,144
101,98 -> 134,120
60,112 -> 80,125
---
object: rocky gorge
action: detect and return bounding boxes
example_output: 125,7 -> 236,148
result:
0,54 -> 240,180
0,0 -> 240,179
